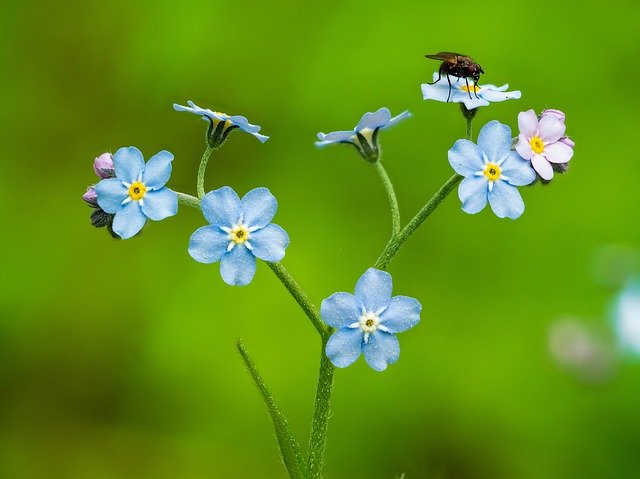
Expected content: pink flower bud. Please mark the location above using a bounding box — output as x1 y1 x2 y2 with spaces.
82 186 98 207
93 153 115 179
541 109 566 123
560 136 575 148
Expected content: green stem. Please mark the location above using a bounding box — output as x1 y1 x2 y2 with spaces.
307 338 334 479
196 145 215 199
466 115 473 141
236 339 308 479
267 262 329 338
374 160 400 237
374 173 463 270
176 191 200 209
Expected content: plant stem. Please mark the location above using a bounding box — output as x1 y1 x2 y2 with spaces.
196 145 215 199
267 262 329 338
236 339 308 479
374 160 400 237
374 173 463 270
466 115 473 141
307 337 334 479
176 191 200 209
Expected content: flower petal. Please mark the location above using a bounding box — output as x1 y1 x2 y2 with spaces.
141 188 178 221
219 244 257 286
448 139 485 176
242 187 277 229
363 331 400 371
477 120 512 162
515 134 534 160
544 142 574 164
249 224 289 262
518 110 539 138
113 146 145 184
488 181 525 219
112 201 147 239
188 225 230 264
354 268 392 312
200 186 242 227
379 296 421 333
173 101 224 122
478 87 521 103
325 328 364 368
538 114 566 143
386 110 411 128
142 150 174 189
458 176 488 215
356 107 391 131
320 292 363 329
500 151 536 186
95 178 128 214
532 155 554 180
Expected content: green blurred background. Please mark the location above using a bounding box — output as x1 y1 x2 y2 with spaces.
2 0 640 477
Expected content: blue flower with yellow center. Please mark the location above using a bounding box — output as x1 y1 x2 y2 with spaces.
321 268 421 371
188 186 290 286
448 120 536 219
421 72 521 109
316 107 410 162
94 147 178 239
173 100 269 146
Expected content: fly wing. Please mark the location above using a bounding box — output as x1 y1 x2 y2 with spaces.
424 52 463 61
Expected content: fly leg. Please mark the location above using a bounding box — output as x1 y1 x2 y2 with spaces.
464 77 472 100
446 73 452 102
428 68 442 85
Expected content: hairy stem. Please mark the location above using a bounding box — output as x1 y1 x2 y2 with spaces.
374 160 401 237
176 191 200 209
196 145 215 199
267 262 329 338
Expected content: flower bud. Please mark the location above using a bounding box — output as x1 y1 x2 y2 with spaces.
560 136 575 148
93 153 115 179
541 109 566 123
82 187 98 207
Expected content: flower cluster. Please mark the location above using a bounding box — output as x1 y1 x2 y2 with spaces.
83 153 119 238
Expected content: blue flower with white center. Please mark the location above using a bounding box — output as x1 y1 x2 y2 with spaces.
421 72 521 109
448 120 536 219
94 147 178 239
173 100 269 147
316 107 410 162
188 186 289 286
321 268 421 372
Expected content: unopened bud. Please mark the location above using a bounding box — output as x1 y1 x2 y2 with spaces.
93 153 115 179
82 187 98 207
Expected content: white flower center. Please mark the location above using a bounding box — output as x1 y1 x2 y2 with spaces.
229 223 250 244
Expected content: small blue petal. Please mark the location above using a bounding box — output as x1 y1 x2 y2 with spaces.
386 110 411 128
242 187 277 229
249 224 289 262
458 176 488 215
173 101 225 122
379 296 422 333
112 201 147 239
448 139 484 176
315 130 355 146
362 331 400 371
228 115 260 133
113 146 145 184
477 121 512 162
142 150 174 189
354 268 393 312
219 244 257 286
141 188 178 221
325 328 364 368
355 107 392 131
95 178 128 214
320 292 363 329
501 151 537 186
201 186 242 227
188 225 230 264
488 181 525 219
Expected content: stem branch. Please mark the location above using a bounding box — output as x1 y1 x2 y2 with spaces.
374 160 400 237
196 145 215 199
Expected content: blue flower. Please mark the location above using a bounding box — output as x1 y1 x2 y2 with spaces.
188 186 289 286
173 100 269 146
316 107 410 162
613 282 640 356
448 120 536 219
421 72 521 109
321 268 421 371
94 147 178 239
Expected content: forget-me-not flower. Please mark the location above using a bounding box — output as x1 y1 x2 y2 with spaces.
421 72 521 109
316 107 410 162
448 120 536 219
173 100 269 147
94 147 178 239
515 109 574 181
321 268 421 372
613 282 640 356
188 186 289 286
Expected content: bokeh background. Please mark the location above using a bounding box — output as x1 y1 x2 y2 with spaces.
2 1 640 478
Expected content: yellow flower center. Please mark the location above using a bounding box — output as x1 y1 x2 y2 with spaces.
530 136 545 154
483 163 501 181
461 84 480 93
128 181 147 201
230 224 250 244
